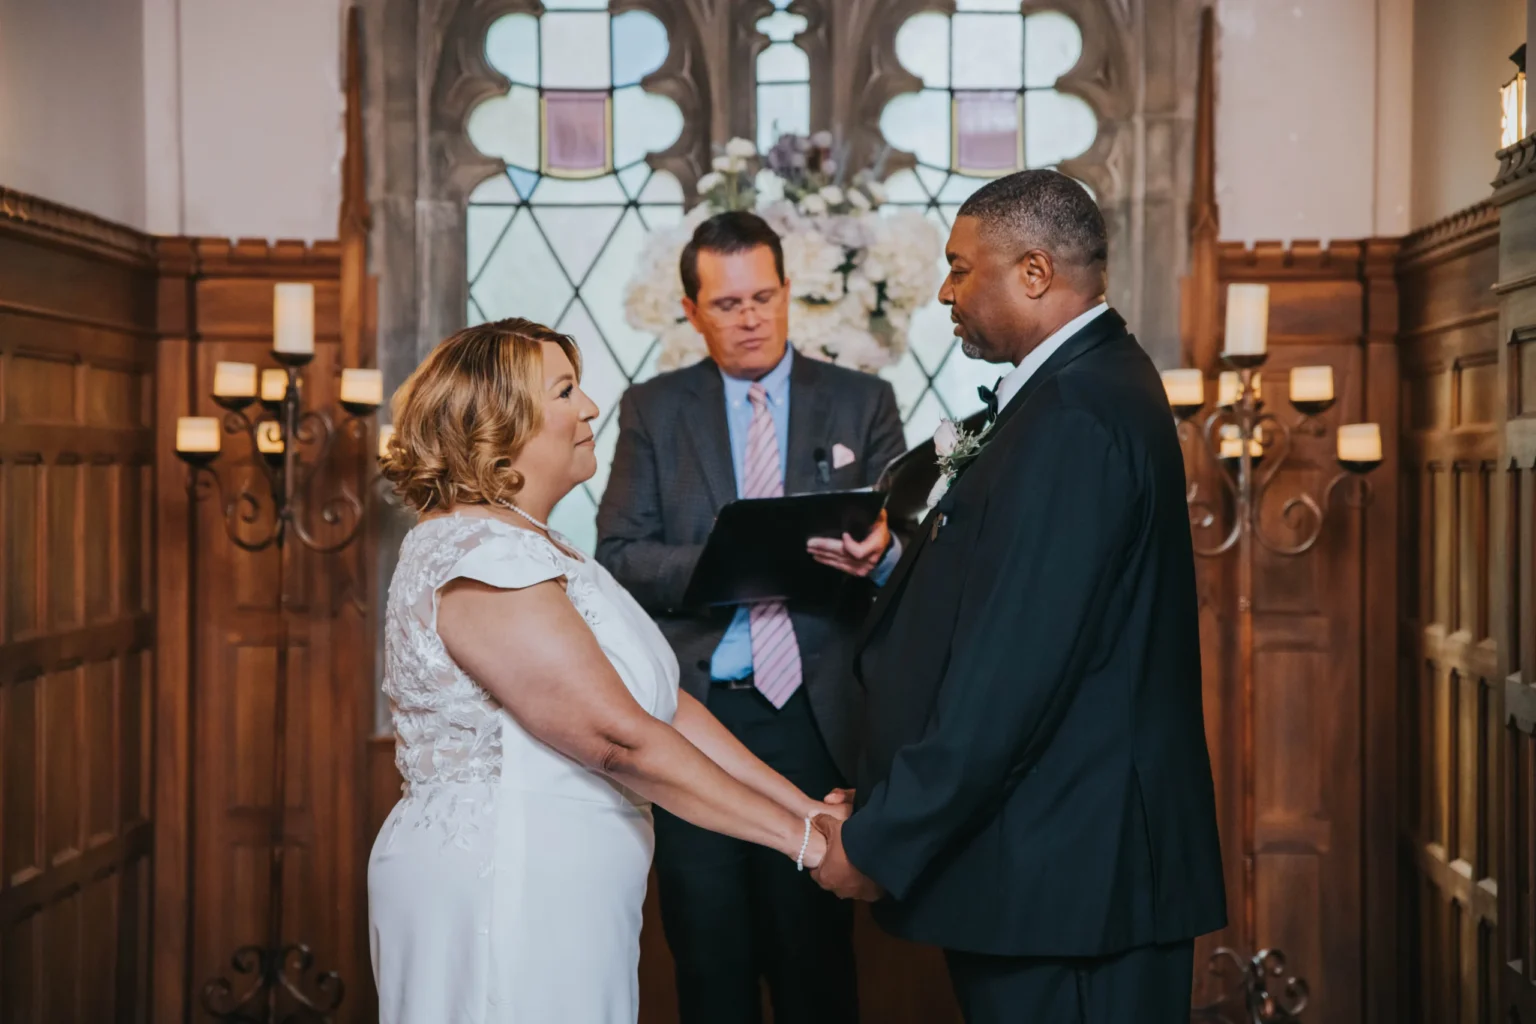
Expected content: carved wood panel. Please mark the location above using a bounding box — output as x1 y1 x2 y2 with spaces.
1495 140 1536 1024
1396 202 1502 1024
0 199 158 1024
1190 241 1400 1024
154 239 374 1024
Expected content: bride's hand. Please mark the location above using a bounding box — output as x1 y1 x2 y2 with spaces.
799 818 830 870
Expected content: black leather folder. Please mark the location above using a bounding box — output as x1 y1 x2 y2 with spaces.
681 490 888 607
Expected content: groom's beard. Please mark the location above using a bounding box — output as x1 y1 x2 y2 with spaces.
961 339 984 360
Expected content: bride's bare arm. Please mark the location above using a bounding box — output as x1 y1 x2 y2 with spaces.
437 577 828 865
670 692 849 822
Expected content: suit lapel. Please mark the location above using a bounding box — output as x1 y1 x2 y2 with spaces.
852 309 1130 662
682 361 737 510
784 352 832 494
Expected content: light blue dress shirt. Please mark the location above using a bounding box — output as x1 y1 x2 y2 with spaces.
709 347 902 682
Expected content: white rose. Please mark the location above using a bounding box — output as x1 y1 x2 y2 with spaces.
811 130 834 149
933 419 960 457
799 193 828 217
848 189 872 211
819 185 845 206
755 169 786 204
696 171 724 193
712 154 745 174
725 137 757 159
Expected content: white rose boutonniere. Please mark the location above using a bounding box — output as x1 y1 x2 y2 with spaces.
927 417 992 506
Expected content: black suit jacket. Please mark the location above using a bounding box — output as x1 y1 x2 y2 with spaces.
595 353 909 779
840 310 1227 957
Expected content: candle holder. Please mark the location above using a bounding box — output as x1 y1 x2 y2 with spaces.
1174 350 1380 954
176 349 384 1024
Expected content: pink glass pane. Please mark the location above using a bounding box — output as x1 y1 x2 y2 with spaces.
545 91 609 174
954 91 1019 173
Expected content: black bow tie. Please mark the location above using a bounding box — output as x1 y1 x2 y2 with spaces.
977 379 1002 425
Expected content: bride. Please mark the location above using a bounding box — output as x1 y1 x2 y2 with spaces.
369 318 843 1023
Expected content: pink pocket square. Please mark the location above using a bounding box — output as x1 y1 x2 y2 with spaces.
831 443 856 469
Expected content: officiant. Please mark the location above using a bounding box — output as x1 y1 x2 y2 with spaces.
596 211 909 1023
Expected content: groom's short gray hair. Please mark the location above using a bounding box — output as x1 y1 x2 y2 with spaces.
958 170 1107 285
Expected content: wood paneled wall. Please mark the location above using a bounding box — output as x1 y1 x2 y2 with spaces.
1190 240 1400 1024
0 192 158 1022
1395 201 1502 1024
153 238 374 1023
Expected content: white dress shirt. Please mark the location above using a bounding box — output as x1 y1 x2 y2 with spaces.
994 302 1109 412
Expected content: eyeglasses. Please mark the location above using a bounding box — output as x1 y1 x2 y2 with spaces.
704 285 785 323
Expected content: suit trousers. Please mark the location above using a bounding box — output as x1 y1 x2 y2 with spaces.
653 685 859 1024
945 940 1194 1024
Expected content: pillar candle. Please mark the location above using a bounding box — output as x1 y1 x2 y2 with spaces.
340 368 384 406
273 283 316 355
213 361 258 398
1222 283 1269 357
1337 423 1382 462
1161 369 1204 407
176 417 221 453
1217 371 1260 407
261 369 288 403
1290 365 1334 403
256 421 284 455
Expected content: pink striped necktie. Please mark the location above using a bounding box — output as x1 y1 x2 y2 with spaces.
743 383 802 708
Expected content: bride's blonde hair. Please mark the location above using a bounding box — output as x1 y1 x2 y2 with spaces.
381 318 582 514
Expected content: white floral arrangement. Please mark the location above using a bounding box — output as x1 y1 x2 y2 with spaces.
623 133 944 373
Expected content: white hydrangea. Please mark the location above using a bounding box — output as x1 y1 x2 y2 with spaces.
819 185 845 206
799 193 828 217
725 137 757 159
696 171 724 194
655 321 709 372
782 230 846 303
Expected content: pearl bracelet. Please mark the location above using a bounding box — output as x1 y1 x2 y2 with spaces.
795 816 814 872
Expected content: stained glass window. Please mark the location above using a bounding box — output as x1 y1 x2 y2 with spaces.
877 3 1098 445
466 5 684 552
755 1 810 152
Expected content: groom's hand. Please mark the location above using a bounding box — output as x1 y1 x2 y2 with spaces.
806 510 890 578
809 816 884 901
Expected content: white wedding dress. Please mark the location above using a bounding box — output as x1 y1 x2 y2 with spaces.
369 513 680 1023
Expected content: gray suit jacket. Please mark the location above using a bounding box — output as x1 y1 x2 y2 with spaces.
595 353 909 779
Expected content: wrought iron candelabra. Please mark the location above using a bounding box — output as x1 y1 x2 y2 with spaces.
174 285 382 1023
1165 284 1383 960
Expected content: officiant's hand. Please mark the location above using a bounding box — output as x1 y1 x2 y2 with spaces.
806 510 890 578
809 816 884 901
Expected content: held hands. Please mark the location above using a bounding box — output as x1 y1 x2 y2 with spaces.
808 815 884 901
806 510 891 578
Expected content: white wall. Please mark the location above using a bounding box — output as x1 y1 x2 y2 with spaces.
168 0 343 240
0 0 342 239
1410 0 1524 227
1215 0 1401 243
0 0 148 228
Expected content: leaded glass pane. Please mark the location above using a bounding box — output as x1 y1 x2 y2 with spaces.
485 13 538 84
951 13 1024 90
757 83 811 152
468 9 684 552
879 91 950 168
611 10 668 88
1024 90 1097 167
1023 11 1083 87
955 0 1022 9
540 12 610 88
895 12 950 89
954 91 1020 173
758 42 810 84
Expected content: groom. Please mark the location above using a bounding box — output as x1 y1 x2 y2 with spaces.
812 171 1227 1021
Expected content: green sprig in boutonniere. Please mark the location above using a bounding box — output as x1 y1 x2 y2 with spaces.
927 417 993 507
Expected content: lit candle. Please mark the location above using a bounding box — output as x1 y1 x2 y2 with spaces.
1290 365 1334 403
340 368 384 407
261 368 288 403
1223 283 1270 357
1337 423 1382 463
378 424 396 461
1217 371 1260 407
256 421 284 455
213 361 258 398
1219 435 1263 459
1161 369 1204 408
176 416 221 454
273 283 315 355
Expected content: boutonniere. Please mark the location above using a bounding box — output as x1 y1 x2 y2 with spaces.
926 417 993 506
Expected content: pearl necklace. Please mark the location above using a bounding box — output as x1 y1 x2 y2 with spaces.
497 499 550 534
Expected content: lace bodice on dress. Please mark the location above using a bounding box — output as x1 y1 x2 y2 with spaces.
382 515 604 789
